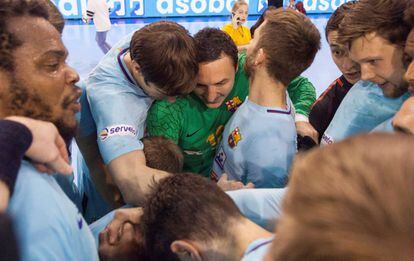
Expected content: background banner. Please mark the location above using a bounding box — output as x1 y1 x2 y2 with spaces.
52 0 355 19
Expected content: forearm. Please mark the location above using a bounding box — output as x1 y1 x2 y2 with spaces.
108 150 170 206
0 119 33 195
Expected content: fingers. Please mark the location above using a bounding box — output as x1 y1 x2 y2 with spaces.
33 163 53 174
56 134 70 164
230 181 244 190
46 156 73 175
244 182 255 189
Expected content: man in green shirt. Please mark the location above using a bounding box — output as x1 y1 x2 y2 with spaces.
147 28 316 177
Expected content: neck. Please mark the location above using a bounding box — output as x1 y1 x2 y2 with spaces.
231 217 273 259
248 69 287 108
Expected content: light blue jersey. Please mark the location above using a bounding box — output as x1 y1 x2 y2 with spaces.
242 237 274 261
227 188 286 231
212 98 296 188
75 151 113 223
84 32 153 164
322 81 409 145
371 117 394 133
8 162 98 261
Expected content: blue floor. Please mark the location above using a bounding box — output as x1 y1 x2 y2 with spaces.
62 14 339 96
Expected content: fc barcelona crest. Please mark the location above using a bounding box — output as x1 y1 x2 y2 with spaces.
225 96 242 112
228 127 242 148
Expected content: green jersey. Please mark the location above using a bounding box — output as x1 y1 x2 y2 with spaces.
147 53 316 177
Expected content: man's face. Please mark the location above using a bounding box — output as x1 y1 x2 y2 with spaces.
327 31 361 84
350 32 407 98
3 16 80 143
392 29 414 134
193 54 236 108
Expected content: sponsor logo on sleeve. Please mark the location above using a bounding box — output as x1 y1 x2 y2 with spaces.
100 125 137 141
321 133 334 146
215 146 227 170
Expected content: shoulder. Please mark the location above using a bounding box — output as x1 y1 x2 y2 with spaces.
222 23 234 32
147 98 189 127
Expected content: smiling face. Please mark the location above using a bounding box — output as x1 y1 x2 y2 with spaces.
193 54 236 108
350 32 408 98
327 30 361 84
3 16 80 142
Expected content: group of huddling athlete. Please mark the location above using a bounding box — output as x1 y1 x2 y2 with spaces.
1 0 414 260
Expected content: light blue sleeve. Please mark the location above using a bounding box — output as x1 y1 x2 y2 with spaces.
87 82 152 164
227 188 286 231
9 163 98 261
371 117 394 133
322 81 409 145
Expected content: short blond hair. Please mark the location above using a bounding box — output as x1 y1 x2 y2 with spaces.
232 0 248 12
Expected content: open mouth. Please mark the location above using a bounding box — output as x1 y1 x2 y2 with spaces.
344 71 360 80
65 90 82 113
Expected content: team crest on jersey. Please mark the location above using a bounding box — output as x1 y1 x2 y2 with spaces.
214 147 227 170
210 170 219 182
100 125 137 141
228 127 242 148
225 96 242 112
207 125 225 147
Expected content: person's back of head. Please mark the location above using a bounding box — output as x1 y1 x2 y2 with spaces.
269 133 414 260
141 173 243 261
253 9 320 86
338 0 410 48
250 6 277 37
142 136 183 173
194 27 238 69
130 21 198 97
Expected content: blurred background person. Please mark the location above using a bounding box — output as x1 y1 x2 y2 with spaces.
222 0 251 52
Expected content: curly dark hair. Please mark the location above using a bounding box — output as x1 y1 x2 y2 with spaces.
0 0 49 72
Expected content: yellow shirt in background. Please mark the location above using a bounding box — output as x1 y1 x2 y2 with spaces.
222 23 252 46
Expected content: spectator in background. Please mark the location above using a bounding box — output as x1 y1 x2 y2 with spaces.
84 0 112 54
287 0 307 15
309 1 359 142
222 0 251 52
268 0 283 8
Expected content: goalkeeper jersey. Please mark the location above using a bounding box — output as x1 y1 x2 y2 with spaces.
147 53 315 176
